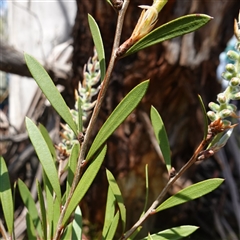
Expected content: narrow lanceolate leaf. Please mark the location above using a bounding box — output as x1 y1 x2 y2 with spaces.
26 117 61 203
125 14 213 56
63 145 107 225
24 53 77 135
26 213 37 240
104 211 120 240
88 14 106 81
106 169 126 232
37 181 47 240
62 223 73 240
72 206 82 240
0 157 14 235
141 225 199 240
150 106 171 171
87 80 149 161
142 164 149 215
156 178 224 212
18 179 43 239
39 123 57 161
102 186 116 239
66 143 80 200
198 95 208 140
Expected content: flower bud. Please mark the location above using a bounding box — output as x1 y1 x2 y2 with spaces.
219 109 232 119
230 77 240 86
231 92 240 100
207 111 217 121
208 102 220 112
222 71 233 81
217 94 226 104
227 50 239 61
225 63 236 73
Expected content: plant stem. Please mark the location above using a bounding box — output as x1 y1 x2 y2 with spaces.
53 1 130 239
120 139 207 239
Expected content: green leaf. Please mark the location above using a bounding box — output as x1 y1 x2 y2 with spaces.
37 181 47 240
42 173 54 239
61 223 73 240
24 53 77 135
105 0 113 7
18 179 43 239
66 143 80 200
104 211 120 240
0 156 14 235
128 227 143 240
77 97 83 132
150 106 171 171
142 164 149 215
198 95 208 140
141 225 199 240
156 178 224 212
72 206 82 240
62 145 107 225
25 117 61 203
39 124 57 161
102 186 116 239
87 80 149 161
125 14 212 56
106 169 126 232
26 213 37 240
88 14 106 81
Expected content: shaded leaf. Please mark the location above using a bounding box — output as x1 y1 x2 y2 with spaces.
66 143 80 200
72 206 82 240
102 186 116 239
0 156 14 234
125 14 212 56
104 211 120 240
150 106 171 171
88 14 106 81
62 223 73 240
87 80 149 161
141 225 199 240
26 117 61 203
156 178 224 212
142 164 149 215
106 169 126 232
63 145 107 225
26 213 37 240
24 53 77 135
18 179 43 239
37 181 47 240
198 95 208 140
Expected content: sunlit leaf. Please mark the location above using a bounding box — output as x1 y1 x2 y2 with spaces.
141 225 199 240
156 178 224 212
26 117 61 203
24 53 77 135
125 14 212 56
106 169 126 232
18 179 43 239
88 14 106 81
150 106 171 171
87 80 149 161
0 156 14 234
63 145 107 225
62 223 73 239
39 123 57 161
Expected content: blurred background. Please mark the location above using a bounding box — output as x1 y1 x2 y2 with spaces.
0 0 239 239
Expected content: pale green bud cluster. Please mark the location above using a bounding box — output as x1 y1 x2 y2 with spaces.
57 49 101 156
207 38 240 126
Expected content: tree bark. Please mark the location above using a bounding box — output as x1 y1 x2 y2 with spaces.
72 0 239 238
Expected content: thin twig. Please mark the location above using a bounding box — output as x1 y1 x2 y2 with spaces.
53 1 130 239
120 139 206 239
